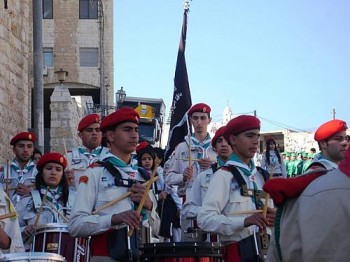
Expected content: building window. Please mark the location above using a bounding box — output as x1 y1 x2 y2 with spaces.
80 48 98 67
43 48 53 67
79 0 98 19
42 0 53 19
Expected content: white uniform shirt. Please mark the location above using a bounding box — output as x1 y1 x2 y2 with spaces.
0 189 25 256
197 160 269 243
165 135 217 196
0 160 37 206
68 155 160 238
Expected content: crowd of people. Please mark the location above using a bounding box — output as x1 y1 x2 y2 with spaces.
0 104 349 262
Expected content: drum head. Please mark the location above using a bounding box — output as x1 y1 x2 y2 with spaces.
35 223 68 234
1 252 65 261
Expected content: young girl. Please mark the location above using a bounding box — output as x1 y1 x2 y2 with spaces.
261 138 287 177
17 152 75 248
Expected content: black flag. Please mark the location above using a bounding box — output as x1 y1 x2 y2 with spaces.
164 8 192 162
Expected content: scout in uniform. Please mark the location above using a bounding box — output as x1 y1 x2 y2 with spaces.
308 119 348 171
165 103 217 241
0 132 38 207
181 126 233 242
66 114 107 189
197 115 276 261
16 153 73 250
0 187 25 255
260 138 287 178
68 108 160 262
264 144 350 262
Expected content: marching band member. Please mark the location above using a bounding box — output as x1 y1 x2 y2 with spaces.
17 152 73 250
181 125 232 241
68 108 160 262
264 143 350 261
66 113 107 190
165 103 217 241
197 115 276 261
307 119 348 171
0 132 38 207
0 187 25 255
165 103 217 197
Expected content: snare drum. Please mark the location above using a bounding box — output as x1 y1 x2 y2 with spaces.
140 242 223 262
32 223 89 262
0 252 65 261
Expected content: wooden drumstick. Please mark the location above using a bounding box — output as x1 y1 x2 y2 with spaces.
92 177 159 215
34 187 49 227
227 210 263 216
128 166 158 237
262 169 274 218
0 212 17 221
5 160 10 195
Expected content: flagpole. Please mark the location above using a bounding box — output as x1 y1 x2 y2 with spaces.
164 1 193 161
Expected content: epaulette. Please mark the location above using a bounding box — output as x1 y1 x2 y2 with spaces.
263 169 328 206
0 166 3 172
220 166 231 172
88 162 101 168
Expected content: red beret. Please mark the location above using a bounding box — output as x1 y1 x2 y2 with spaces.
188 103 211 116
78 114 100 132
314 119 347 142
136 141 150 153
211 126 226 147
10 132 36 146
224 115 260 139
37 152 67 170
100 108 140 132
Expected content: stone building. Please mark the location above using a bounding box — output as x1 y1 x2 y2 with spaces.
0 2 31 162
0 1 114 160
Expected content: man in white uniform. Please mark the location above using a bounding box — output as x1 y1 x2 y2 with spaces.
68 108 160 262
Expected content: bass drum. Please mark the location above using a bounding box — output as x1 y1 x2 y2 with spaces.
0 252 65 261
32 223 89 262
140 242 223 262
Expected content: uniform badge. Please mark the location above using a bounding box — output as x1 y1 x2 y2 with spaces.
79 175 89 184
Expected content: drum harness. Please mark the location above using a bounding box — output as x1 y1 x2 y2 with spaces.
95 160 154 261
224 165 270 261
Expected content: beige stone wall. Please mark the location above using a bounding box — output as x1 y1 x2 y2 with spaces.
42 0 114 104
0 2 31 162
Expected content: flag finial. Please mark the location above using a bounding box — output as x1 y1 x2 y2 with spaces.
184 0 190 11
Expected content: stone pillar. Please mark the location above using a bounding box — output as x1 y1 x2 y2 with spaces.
50 85 80 153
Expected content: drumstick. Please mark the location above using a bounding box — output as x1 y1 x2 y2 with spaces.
128 166 159 237
0 212 17 221
63 139 70 170
227 210 263 216
176 158 200 161
92 177 159 215
5 160 10 195
262 169 274 218
45 201 69 223
34 187 49 227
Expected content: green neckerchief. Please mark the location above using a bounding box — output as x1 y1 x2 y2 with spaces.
11 159 35 181
217 156 226 167
275 205 284 261
39 185 63 222
225 153 263 208
78 146 103 158
186 133 212 159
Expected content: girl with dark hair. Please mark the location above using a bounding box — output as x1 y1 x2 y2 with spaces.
16 152 75 249
261 138 287 177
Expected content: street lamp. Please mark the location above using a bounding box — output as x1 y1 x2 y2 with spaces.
54 68 68 84
116 86 126 109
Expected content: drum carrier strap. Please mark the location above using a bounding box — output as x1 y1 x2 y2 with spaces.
97 161 143 188
225 165 269 209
